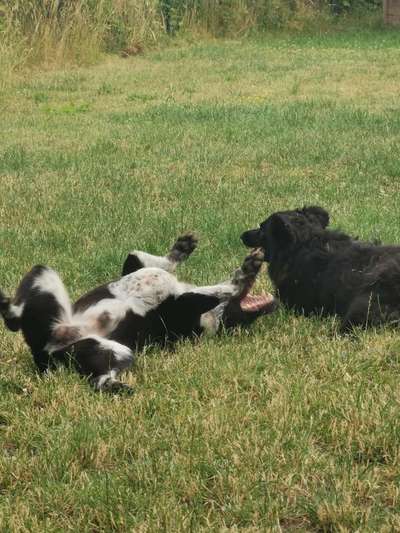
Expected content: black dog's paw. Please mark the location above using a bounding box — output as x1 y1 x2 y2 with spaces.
169 233 198 263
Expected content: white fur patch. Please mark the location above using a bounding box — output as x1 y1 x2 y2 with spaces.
189 282 238 300
94 369 118 390
199 311 218 334
33 268 72 322
110 268 239 316
88 335 134 363
130 251 175 272
72 298 129 337
109 268 183 314
8 302 25 318
200 302 227 334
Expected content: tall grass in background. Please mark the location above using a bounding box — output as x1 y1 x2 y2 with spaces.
0 0 163 72
0 0 382 73
171 0 329 36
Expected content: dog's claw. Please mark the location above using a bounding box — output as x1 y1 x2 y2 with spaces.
168 233 198 263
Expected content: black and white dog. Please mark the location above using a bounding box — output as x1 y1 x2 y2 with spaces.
0 234 276 392
241 206 400 332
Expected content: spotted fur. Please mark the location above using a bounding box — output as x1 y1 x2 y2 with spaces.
1 235 274 392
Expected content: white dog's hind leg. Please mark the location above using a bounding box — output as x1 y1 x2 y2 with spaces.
200 302 228 335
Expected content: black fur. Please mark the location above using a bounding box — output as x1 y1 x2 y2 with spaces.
121 254 145 277
105 294 220 350
242 206 400 331
73 284 115 313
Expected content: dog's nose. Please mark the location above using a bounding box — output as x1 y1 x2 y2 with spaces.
240 233 249 246
241 229 260 248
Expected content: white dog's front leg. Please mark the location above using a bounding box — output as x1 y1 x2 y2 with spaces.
189 249 264 301
197 249 265 335
122 233 198 276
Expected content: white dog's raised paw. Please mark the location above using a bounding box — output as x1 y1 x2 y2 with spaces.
241 248 264 276
169 232 198 263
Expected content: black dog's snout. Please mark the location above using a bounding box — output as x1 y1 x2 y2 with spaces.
241 229 262 248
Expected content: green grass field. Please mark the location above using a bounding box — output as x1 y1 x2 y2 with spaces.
1 28 400 531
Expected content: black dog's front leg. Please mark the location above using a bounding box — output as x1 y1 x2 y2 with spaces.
340 292 398 332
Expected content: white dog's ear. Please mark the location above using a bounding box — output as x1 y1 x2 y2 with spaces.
302 206 330 228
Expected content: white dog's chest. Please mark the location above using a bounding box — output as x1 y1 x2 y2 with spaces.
62 269 193 342
108 268 186 315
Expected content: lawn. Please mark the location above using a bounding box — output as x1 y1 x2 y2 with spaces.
1 28 400 531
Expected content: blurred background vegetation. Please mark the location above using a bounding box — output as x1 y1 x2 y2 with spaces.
0 0 383 71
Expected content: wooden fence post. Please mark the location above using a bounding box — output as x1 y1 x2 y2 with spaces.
384 0 400 24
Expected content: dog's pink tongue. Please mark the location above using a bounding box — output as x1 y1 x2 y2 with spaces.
240 293 274 312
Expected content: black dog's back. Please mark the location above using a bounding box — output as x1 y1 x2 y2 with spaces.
242 206 400 331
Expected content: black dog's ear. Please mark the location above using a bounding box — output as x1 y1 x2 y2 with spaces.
270 214 296 245
302 206 330 228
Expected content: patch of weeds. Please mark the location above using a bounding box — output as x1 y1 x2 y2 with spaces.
0 379 26 395
0 413 9 426
43 101 91 115
126 93 156 102
19 73 86 93
0 145 29 172
290 78 301 96
32 92 49 104
97 82 115 96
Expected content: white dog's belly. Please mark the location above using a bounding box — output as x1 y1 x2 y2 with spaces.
108 268 185 314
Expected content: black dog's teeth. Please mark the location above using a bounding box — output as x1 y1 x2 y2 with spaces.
169 233 198 262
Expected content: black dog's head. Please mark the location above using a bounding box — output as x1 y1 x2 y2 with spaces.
241 206 330 262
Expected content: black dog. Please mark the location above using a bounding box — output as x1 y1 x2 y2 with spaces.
241 206 400 332
0 234 276 392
